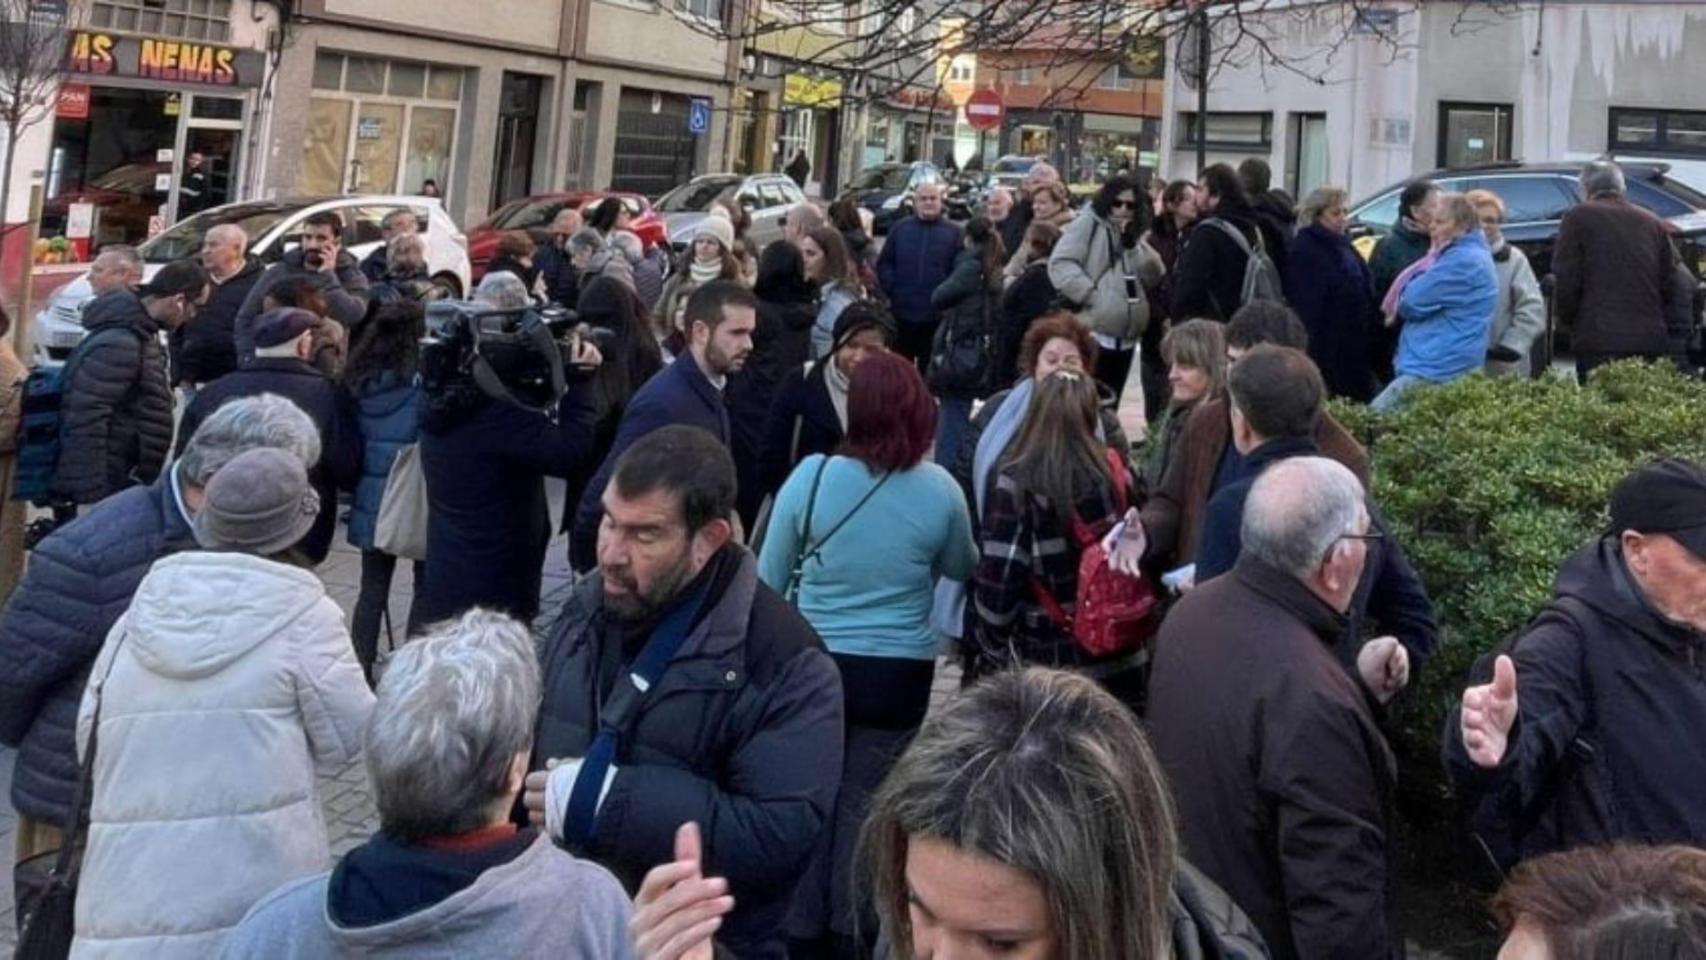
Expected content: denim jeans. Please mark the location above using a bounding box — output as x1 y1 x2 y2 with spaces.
1370 374 1430 413
934 396 973 468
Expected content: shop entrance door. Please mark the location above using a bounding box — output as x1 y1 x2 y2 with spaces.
175 94 246 222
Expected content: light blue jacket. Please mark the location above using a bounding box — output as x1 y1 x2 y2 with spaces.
758 454 977 660
1396 230 1498 383
809 282 859 359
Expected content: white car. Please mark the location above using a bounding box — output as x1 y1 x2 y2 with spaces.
32 195 471 366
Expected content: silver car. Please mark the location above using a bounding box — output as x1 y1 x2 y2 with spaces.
658 173 807 252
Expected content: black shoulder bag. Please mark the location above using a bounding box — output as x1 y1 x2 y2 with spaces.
784 456 891 604
14 632 127 960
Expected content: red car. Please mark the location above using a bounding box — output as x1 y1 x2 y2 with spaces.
467 191 666 280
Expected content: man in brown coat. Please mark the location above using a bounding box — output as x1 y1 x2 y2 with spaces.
1136 302 1369 577
1554 161 1685 382
1149 456 1407 960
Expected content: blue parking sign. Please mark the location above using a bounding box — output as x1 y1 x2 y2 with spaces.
688 98 712 136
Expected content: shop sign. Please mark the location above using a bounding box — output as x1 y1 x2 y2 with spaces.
357 117 384 140
784 73 842 109
65 30 265 88
55 82 89 119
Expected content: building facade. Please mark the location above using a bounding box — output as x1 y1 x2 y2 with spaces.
274 0 737 227
1160 1 1706 201
964 28 1163 183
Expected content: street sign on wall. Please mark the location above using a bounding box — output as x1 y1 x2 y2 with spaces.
688 98 711 136
965 88 1004 132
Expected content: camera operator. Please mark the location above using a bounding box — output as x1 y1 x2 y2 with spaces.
234 210 371 366
410 300 605 630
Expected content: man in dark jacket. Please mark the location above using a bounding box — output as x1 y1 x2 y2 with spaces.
1368 180 1439 382
176 307 362 564
1171 164 1265 321
1150 455 1403 960
536 209 585 308
997 161 1061 258
570 281 758 571
525 426 842 960
876 179 962 367
176 223 262 390
358 208 420 284
1137 302 1369 571
51 259 205 508
1447 458 1706 869
1239 157 1296 281
1192 345 1438 673
235 210 370 363
0 396 320 860
1554 161 1683 381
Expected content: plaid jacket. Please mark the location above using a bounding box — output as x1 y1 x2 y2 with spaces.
971 463 1128 674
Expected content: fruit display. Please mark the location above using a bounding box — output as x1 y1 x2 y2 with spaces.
32 235 81 265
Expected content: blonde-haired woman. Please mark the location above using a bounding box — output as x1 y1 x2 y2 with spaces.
1465 189 1545 377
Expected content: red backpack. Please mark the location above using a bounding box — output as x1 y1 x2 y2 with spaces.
1031 448 1161 658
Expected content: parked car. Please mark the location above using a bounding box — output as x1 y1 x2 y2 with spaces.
657 173 806 253
31 195 471 366
466 191 666 280
1350 160 1706 280
847 161 943 234
982 154 1046 201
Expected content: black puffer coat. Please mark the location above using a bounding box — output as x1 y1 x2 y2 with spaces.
50 291 175 504
0 478 195 823
535 546 842 960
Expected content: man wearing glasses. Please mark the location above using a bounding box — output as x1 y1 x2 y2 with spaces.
1187 344 1436 679
1149 452 1405 960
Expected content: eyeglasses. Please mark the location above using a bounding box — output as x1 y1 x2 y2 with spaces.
1111 199 1140 210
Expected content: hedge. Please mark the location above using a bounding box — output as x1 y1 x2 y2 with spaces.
1332 361 1706 790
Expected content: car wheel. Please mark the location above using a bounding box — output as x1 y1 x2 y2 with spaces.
432 273 463 299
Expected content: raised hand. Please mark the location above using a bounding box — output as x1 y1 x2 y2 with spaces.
1103 508 1147 578
631 822 735 960
1460 655 1519 768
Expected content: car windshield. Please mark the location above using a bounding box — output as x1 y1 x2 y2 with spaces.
657 178 740 213
850 167 911 191
140 202 307 263
491 197 577 230
1626 175 1706 218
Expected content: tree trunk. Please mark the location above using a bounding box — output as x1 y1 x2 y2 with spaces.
0 118 18 322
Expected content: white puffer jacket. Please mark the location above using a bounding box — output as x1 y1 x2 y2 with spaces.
71 551 374 960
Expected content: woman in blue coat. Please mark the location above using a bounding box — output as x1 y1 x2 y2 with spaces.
1286 187 1379 402
1373 193 1499 411
341 300 426 683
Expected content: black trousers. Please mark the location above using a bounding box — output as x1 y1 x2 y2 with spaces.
1095 345 1135 402
895 320 939 373
1139 318 1170 423
352 549 425 684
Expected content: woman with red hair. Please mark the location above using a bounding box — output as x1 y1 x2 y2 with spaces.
757 349 977 958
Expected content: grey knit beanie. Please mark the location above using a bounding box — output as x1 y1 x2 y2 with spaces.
191 447 319 555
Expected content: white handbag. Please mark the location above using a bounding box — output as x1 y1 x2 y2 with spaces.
373 443 428 561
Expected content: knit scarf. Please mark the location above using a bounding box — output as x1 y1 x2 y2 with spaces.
690 258 722 284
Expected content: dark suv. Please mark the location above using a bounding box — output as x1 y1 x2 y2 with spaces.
1350 161 1706 363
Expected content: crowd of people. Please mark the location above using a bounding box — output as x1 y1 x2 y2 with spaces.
0 156 1701 960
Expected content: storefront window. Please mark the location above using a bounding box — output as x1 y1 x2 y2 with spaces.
1080 130 1138 181
405 107 455 196
1018 126 1053 157
304 98 353 194
42 86 180 255
303 54 465 198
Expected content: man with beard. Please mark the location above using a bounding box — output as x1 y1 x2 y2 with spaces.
570 280 758 570
526 425 843 960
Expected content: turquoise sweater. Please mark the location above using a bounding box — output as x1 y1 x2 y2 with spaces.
758 454 977 660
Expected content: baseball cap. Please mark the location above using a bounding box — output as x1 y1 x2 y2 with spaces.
137 259 209 300
1609 457 1706 559
250 307 323 350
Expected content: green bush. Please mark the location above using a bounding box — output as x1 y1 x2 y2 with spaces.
1333 361 1706 785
